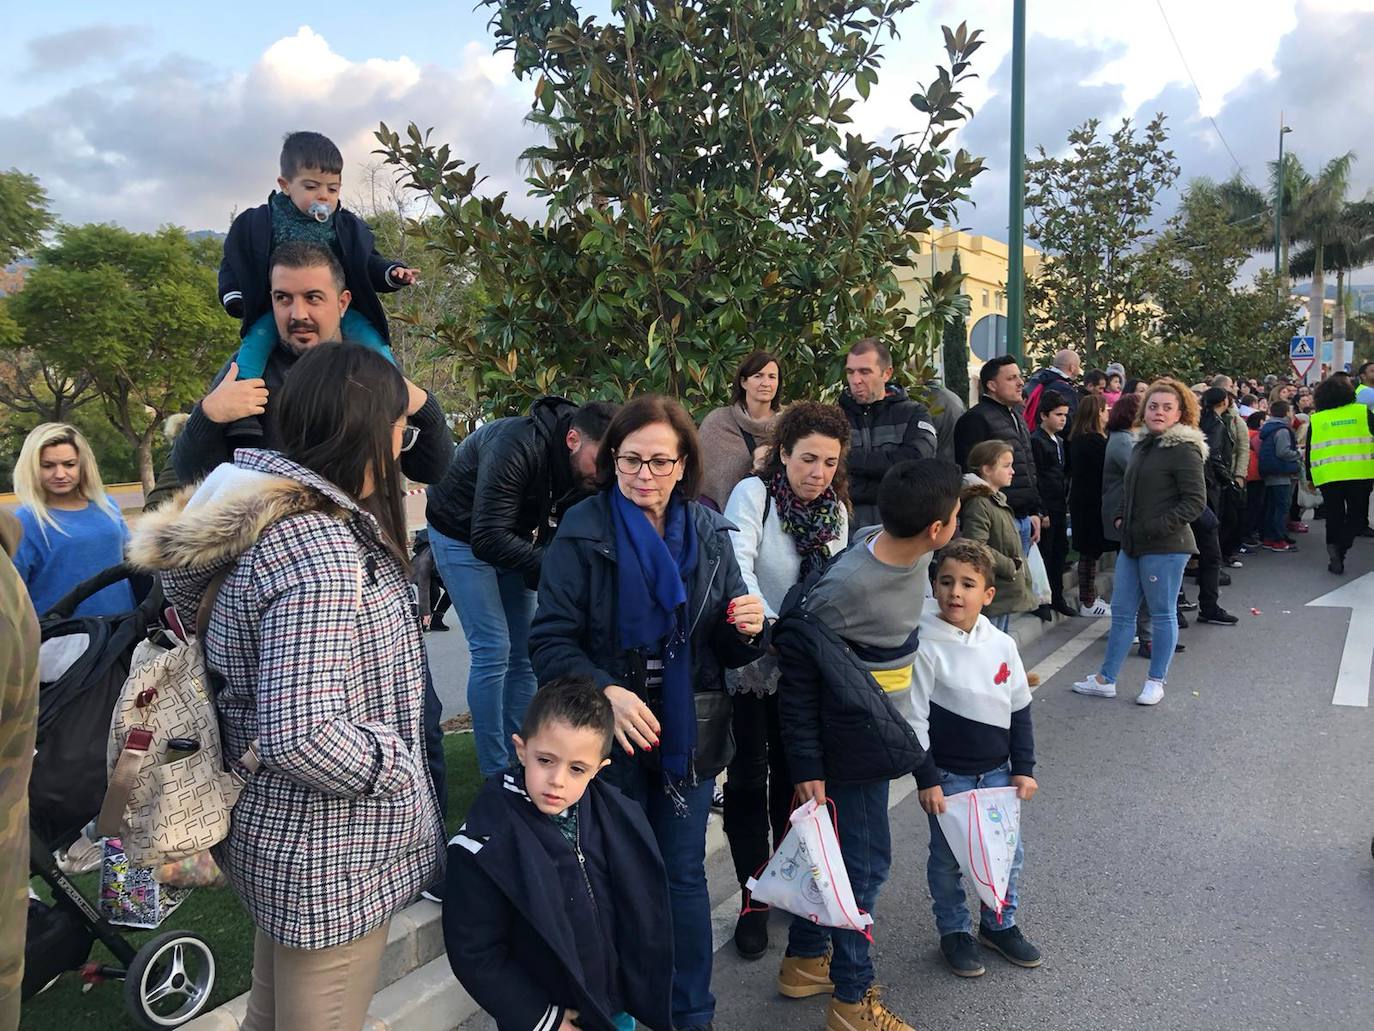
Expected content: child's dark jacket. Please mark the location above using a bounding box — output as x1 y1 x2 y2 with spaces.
217 195 402 344
444 770 673 1031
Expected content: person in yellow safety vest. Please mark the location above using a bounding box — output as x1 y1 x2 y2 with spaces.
1305 375 1374 575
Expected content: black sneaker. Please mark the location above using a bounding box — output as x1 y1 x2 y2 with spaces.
1197 608 1239 626
421 880 445 904
939 932 985 977
1178 596 1198 612
1176 611 1189 628
1137 641 1184 658
979 924 1042 968
733 903 769 960
1218 572 1232 587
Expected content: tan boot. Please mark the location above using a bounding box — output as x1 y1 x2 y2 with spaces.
777 952 835 998
1026 672 1042 688
825 986 916 1031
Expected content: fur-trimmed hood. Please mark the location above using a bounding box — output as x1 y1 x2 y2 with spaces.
1147 422 1208 459
128 450 358 626
960 472 1009 506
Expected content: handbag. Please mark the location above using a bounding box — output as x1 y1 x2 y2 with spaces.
642 690 735 780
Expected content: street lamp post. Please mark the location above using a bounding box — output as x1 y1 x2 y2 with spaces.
1006 0 1027 363
1275 115 1291 286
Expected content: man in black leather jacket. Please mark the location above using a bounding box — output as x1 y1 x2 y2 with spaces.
425 396 617 777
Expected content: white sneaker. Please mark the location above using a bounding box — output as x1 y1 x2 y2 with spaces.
55 833 103 875
1079 598 1111 618
1136 679 1165 706
1072 675 1117 698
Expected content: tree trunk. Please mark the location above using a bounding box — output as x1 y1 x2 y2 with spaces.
1333 267 1347 373
1307 243 1325 377
138 427 157 495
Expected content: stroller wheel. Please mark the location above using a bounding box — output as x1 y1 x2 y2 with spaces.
124 930 216 1029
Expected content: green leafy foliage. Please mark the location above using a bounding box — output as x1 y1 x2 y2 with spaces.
375 1 985 416
1024 114 1179 362
3 224 238 489
0 168 55 264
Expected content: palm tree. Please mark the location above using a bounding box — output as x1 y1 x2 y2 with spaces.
1210 152 1313 282
1290 198 1374 371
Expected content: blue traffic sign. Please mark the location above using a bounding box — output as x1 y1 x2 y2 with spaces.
1290 336 1316 359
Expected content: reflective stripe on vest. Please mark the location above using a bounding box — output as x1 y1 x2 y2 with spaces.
1308 403 1374 486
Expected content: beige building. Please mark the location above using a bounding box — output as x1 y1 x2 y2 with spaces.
897 228 1042 401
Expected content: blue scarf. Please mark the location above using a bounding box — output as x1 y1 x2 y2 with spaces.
611 487 698 782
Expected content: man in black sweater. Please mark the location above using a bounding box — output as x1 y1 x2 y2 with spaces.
954 355 1044 553
839 338 938 528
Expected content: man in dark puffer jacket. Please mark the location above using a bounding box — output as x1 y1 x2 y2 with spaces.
839 338 938 528
955 355 1044 551
426 397 617 777
774 459 961 1031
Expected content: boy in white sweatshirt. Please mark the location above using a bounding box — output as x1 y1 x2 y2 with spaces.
902 539 1042 979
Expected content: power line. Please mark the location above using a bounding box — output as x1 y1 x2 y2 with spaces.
1153 0 1260 191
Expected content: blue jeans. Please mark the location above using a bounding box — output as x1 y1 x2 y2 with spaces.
1015 515 1034 556
1262 483 1291 541
428 528 537 776
603 757 716 1028
990 613 1012 633
1101 551 1189 682
926 761 1024 935
787 780 891 1004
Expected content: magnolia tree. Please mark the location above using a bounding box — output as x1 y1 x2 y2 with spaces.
376 0 985 415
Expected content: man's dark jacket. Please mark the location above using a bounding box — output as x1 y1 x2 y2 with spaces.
838 384 938 526
217 196 402 344
773 580 925 787
1029 428 1068 514
444 771 673 1031
1026 367 1079 423
529 491 765 779
171 347 453 486
1199 408 1234 511
426 397 579 589
954 397 1043 518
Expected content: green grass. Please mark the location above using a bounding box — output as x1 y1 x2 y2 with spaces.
21 733 480 1031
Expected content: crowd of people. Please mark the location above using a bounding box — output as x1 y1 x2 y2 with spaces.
4 128 1374 1031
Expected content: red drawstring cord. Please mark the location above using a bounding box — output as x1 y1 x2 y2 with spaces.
966 790 1011 923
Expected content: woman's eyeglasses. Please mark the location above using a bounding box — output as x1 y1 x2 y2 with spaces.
400 425 420 452
613 453 683 477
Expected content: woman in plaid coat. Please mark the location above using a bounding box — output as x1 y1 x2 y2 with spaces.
130 344 444 1031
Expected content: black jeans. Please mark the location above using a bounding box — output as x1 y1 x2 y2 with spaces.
1245 482 1265 540
1218 484 1245 557
722 691 792 889
423 662 449 826
1192 517 1223 614
1044 509 1070 607
1320 479 1373 552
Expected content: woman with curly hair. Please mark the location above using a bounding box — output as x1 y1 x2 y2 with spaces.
720 401 851 959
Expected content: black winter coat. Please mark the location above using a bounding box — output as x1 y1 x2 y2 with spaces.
1067 433 1109 557
445 772 673 1031
171 349 453 487
1029 428 1068 513
773 583 926 787
426 397 580 589
954 398 1043 518
529 491 766 777
1199 409 1234 510
838 385 938 526
217 197 402 344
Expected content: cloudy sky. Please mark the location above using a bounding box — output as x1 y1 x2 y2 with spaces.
4 0 1373 279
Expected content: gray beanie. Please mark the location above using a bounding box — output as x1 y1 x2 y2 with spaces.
1105 362 1126 380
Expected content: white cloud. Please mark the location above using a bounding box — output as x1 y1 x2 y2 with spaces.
1 25 542 233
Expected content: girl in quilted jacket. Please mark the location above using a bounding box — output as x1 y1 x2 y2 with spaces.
128 343 444 1031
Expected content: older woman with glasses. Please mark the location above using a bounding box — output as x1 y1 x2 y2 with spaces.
530 394 766 1031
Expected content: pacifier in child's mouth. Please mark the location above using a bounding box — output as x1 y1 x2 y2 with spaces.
308 201 331 223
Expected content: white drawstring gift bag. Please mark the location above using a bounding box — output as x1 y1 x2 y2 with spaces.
934 786 1021 921
746 798 874 937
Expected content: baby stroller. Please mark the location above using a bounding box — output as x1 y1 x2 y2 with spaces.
25 563 219 1029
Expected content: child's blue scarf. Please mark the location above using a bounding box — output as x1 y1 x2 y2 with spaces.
611 487 698 782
